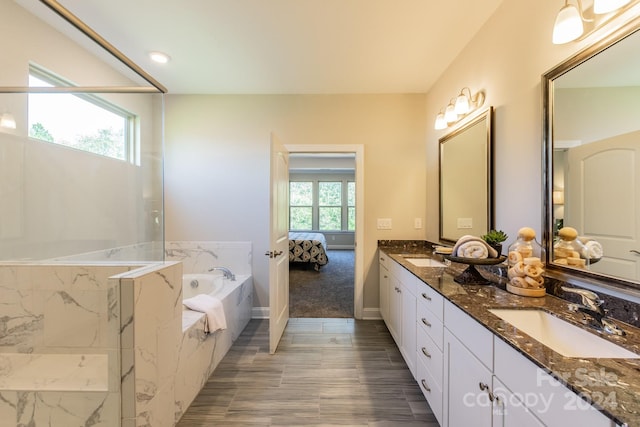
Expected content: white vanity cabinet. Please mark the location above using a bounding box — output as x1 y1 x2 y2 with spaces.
494 337 616 427
443 300 495 427
390 259 418 377
378 252 390 322
416 282 445 424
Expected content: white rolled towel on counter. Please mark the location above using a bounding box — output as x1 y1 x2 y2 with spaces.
453 235 499 259
183 294 227 333
578 237 604 259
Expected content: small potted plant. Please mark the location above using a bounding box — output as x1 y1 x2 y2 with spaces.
481 229 509 255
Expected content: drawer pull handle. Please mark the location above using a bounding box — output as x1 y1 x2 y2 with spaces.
421 318 431 327
421 347 431 358
421 379 431 392
421 292 432 301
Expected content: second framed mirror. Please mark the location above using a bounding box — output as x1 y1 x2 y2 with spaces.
439 107 493 243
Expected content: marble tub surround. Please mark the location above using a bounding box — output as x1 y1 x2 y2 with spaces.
0 263 139 427
165 241 252 276
379 241 640 425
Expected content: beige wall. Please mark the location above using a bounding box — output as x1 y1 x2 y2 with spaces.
164 94 427 311
425 0 637 246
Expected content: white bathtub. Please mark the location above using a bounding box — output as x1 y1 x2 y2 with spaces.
182 273 249 300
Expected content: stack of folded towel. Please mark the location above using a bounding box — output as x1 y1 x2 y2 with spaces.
452 235 499 259
183 294 227 333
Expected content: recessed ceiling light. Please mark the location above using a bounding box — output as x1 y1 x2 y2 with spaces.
149 51 170 64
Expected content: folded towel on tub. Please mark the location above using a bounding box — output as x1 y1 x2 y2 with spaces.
183 294 227 333
452 235 499 259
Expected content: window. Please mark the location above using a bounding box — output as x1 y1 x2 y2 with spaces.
289 177 355 231
28 66 135 162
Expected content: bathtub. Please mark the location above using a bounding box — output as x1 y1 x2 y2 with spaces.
182 273 250 301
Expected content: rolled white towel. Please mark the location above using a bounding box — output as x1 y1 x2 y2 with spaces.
452 235 499 259
183 294 227 333
578 237 604 259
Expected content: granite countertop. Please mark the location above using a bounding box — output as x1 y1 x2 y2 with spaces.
379 241 640 426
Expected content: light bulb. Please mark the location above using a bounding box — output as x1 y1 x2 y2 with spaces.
454 93 470 115
444 104 457 123
434 113 447 130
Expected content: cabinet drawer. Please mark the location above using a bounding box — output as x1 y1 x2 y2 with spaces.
378 250 390 270
417 356 443 426
417 327 443 388
416 282 444 321
444 301 493 370
417 301 444 351
494 337 613 426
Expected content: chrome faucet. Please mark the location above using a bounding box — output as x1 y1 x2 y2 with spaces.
208 266 236 281
562 286 625 336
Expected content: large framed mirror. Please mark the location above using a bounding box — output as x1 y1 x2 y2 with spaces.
543 16 640 289
439 107 493 243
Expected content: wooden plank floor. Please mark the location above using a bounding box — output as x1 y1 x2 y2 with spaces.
176 318 438 426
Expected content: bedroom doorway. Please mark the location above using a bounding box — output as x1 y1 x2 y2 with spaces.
284 145 364 319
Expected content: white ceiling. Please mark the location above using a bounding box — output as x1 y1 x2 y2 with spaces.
53 0 505 94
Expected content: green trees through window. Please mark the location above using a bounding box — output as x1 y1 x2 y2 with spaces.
290 178 355 231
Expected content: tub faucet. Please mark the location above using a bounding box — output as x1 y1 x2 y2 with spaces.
562 286 625 336
209 266 235 281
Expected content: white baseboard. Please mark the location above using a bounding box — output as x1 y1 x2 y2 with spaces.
361 307 382 320
252 307 269 319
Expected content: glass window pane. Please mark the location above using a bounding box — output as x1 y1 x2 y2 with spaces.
348 207 356 231
28 74 131 161
348 181 355 206
290 182 313 206
319 182 341 206
319 207 341 230
290 207 312 229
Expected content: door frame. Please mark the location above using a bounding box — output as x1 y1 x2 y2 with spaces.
285 144 365 319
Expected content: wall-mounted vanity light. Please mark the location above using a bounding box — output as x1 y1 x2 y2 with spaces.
434 87 485 130
0 112 16 129
552 0 633 44
553 190 565 205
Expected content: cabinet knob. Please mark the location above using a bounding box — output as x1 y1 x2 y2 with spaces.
421 318 431 327
421 292 432 301
421 379 431 393
421 347 431 358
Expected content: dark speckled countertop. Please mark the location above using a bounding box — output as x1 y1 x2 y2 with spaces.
379 240 640 426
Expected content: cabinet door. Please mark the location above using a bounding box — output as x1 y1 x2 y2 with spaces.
492 376 544 427
388 275 402 344
445 330 493 427
401 280 417 378
379 262 389 322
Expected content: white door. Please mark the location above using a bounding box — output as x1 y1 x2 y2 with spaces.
566 132 640 280
268 133 290 354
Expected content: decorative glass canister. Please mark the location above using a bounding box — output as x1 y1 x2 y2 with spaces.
507 227 546 297
553 226 589 269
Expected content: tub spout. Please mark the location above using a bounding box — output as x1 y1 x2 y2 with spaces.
208 266 235 281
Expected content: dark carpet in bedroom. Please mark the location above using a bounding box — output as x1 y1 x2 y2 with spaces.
289 249 354 318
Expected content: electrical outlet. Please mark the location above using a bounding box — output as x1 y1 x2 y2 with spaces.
377 218 392 230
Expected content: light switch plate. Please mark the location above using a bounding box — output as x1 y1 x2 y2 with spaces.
457 218 473 229
377 218 392 230
414 218 422 229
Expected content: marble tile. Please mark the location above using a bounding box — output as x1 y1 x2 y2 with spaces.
0 391 17 427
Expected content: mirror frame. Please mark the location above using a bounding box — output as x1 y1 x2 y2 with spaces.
542 16 640 290
439 107 494 243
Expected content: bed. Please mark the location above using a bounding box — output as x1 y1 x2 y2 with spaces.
289 231 330 271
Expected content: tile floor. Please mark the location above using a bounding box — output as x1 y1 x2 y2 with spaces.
176 318 438 426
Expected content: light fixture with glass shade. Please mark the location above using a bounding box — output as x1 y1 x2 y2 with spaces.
552 0 635 44
594 0 631 14
434 87 486 130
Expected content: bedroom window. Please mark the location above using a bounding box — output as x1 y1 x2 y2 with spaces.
290 181 313 230
27 66 135 162
289 178 355 231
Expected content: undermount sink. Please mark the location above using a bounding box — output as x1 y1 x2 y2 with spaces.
489 309 639 359
403 258 446 268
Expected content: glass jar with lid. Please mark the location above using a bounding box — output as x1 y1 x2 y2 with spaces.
507 227 546 297
553 226 589 269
